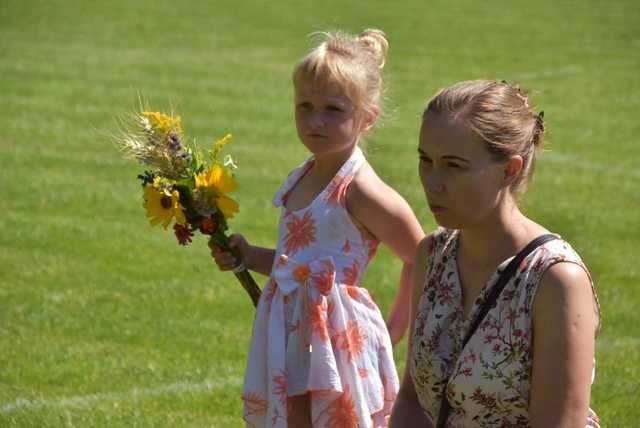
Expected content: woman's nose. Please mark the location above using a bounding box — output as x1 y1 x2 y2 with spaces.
425 171 445 193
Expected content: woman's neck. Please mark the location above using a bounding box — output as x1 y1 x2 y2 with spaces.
458 197 542 266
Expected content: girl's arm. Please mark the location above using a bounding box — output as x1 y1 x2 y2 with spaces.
347 166 425 344
389 237 434 427
529 262 598 428
386 263 413 344
209 234 275 277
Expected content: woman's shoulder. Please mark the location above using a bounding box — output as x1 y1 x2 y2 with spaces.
425 227 456 252
530 236 601 332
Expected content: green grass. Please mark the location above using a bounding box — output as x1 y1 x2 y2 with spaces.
1 0 638 426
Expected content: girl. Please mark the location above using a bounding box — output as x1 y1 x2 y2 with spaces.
211 30 424 427
390 80 601 427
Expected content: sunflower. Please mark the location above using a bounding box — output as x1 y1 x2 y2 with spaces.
143 183 187 229
194 164 239 219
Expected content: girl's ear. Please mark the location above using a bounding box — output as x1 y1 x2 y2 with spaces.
503 155 524 184
360 106 379 133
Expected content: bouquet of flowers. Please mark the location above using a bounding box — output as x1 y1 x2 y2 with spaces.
115 109 261 307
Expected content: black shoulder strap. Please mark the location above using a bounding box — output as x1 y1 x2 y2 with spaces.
460 233 558 349
435 233 558 428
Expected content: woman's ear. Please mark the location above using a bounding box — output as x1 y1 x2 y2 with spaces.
504 155 524 184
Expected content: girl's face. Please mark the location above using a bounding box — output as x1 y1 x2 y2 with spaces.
294 81 375 158
418 113 509 229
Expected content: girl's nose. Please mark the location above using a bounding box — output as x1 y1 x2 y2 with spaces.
309 111 324 128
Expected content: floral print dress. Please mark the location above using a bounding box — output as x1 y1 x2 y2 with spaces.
410 228 601 427
242 147 399 428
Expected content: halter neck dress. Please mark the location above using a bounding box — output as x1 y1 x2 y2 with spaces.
410 228 601 427
242 147 399 428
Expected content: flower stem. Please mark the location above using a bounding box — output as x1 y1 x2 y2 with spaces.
211 235 261 308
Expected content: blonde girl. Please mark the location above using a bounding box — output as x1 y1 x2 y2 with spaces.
211 29 424 427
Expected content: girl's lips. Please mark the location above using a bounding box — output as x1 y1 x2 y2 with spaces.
428 203 447 213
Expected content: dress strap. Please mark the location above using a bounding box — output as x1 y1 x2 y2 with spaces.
272 147 366 208
272 156 315 207
322 147 366 207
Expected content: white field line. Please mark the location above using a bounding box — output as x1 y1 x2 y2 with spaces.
1 377 242 413
538 151 640 181
512 59 639 81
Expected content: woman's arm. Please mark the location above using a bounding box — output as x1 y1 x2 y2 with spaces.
346 165 425 344
529 262 598 428
389 237 434 427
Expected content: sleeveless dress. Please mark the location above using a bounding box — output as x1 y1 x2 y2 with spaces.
242 147 399 428
410 228 601 427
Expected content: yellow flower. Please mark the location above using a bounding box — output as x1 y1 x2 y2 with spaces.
143 184 187 229
195 164 238 193
214 133 232 152
194 164 240 218
216 194 240 219
142 111 182 134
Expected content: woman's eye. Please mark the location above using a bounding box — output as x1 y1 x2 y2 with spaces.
448 162 461 169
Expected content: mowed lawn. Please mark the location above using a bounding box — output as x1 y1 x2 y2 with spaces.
1 0 638 426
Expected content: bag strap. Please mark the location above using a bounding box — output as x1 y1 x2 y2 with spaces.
435 234 558 428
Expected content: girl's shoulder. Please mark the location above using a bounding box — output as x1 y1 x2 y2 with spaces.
346 161 407 211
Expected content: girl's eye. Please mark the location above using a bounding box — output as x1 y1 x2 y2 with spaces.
297 102 312 110
327 105 344 112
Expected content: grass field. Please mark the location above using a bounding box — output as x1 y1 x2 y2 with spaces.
1 0 638 426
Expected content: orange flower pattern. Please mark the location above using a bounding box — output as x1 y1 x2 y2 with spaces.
283 211 316 255
342 260 360 286
325 385 359 428
243 147 399 427
273 370 288 405
335 320 367 363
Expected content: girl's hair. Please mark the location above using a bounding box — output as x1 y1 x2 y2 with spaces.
423 80 545 193
292 29 389 116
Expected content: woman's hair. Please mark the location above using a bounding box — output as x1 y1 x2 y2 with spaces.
292 29 389 116
423 80 545 193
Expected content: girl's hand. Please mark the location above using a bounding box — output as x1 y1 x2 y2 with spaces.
208 233 252 271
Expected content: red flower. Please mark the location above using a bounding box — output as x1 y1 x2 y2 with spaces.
199 217 219 234
173 223 193 245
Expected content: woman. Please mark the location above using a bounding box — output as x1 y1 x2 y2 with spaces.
390 80 601 427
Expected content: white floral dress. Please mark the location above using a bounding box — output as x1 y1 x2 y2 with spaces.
411 228 601 427
242 147 399 428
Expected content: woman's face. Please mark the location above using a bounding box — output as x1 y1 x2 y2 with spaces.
418 113 509 229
